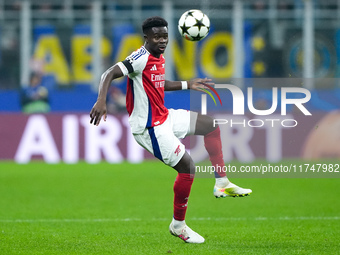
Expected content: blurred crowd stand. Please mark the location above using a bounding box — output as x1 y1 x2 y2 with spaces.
21 72 50 114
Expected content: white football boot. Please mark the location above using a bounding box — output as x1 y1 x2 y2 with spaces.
214 181 252 198
169 221 205 243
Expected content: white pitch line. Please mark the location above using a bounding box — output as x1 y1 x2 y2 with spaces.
0 218 142 223
0 216 339 223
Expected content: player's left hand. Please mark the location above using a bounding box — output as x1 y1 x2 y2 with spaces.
90 100 107 126
189 78 215 91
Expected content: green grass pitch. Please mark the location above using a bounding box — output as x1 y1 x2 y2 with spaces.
0 161 339 254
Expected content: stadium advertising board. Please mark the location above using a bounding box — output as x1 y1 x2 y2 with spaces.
31 23 248 86
0 112 337 164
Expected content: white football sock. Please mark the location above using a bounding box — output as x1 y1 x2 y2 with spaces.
215 176 229 188
172 218 186 229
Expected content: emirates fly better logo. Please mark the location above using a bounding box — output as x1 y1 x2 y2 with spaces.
199 84 312 128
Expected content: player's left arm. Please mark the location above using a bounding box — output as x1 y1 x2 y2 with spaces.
164 78 214 91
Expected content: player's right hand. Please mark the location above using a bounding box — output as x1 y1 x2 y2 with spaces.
90 100 107 126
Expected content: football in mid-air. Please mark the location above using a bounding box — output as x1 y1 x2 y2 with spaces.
178 9 210 41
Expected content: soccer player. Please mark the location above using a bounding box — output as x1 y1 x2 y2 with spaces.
90 16 252 244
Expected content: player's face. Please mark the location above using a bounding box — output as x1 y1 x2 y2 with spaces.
144 26 168 57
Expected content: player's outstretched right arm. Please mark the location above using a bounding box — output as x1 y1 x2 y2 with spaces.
90 64 124 126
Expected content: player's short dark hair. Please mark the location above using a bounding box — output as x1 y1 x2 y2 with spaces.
142 16 168 34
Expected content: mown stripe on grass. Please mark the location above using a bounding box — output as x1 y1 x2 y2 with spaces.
0 216 339 223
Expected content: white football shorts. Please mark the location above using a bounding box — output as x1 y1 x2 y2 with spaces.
133 109 198 167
